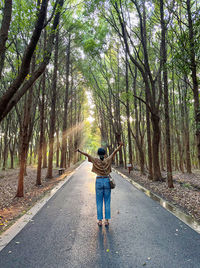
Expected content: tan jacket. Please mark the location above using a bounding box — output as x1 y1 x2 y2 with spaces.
88 153 115 176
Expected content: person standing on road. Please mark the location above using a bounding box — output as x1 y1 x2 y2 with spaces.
76 142 123 226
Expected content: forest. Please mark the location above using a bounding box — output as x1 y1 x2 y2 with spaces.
0 0 200 199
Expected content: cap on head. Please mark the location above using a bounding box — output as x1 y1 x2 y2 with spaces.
97 148 106 156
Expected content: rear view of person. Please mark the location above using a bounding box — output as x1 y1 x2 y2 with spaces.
77 142 123 226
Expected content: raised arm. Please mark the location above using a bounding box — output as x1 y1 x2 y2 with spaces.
76 149 90 158
109 142 123 159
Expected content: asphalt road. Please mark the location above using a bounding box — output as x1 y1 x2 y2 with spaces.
0 161 200 268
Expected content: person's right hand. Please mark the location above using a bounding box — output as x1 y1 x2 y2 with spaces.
119 142 124 146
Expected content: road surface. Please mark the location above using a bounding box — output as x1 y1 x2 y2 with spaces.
0 161 200 268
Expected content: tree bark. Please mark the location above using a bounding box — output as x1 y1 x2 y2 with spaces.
42 136 47 168
36 26 47 185
160 0 173 187
36 73 45 185
0 0 12 78
125 49 133 166
9 134 16 169
46 28 59 179
183 78 192 173
151 113 162 180
60 36 70 168
2 120 9 170
56 129 59 167
129 63 146 175
16 55 35 197
145 92 153 179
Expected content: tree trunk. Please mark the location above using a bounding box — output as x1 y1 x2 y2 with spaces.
160 0 173 188
146 95 153 179
36 24 46 184
160 137 165 171
36 72 45 185
116 132 123 166
43 136 47 168
177 133 184 173
56 129 59 167
16 53 35 197
29 143 32 165
60 36 70 168
0 0 12 78
151 113 162 181
2 133 8 170
46 28 59 179
183 78 192 173
138 146 145 174
16 98 30 197
10 150 14 169
68 86 73 166
9 136 16 169
125 49 133 166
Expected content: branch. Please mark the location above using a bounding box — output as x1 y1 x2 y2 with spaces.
43 0 59 28
0 0 64 121
0 0 49 118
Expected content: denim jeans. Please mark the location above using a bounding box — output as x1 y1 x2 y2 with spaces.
95 177 111 220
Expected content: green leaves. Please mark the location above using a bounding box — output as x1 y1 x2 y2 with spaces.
121 91 134 103
83 38 98 53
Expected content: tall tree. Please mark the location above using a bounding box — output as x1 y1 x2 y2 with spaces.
46 28 59 179
160 0 173 188
60 35 71 168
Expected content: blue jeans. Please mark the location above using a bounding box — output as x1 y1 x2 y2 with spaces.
95 177 111 220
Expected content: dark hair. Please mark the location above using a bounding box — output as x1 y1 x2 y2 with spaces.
97 148 106 161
